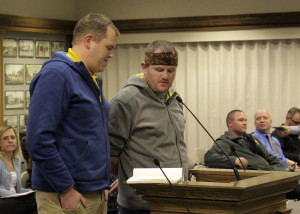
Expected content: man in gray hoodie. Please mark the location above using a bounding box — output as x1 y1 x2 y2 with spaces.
109 40 188 214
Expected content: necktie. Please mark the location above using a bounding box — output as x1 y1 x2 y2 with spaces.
266 134 280 155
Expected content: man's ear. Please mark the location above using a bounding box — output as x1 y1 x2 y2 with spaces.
83 34 93 49
227 120 232 128
141 62 147 75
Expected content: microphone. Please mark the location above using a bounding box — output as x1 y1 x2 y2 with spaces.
230 145 246 170
153 159 191 214
176 96 242 181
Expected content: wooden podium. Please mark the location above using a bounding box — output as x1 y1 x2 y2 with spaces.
128 168 300 214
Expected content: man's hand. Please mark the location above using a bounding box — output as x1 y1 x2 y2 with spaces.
234 157 248 169
277 125 290 137
109 179 118 196
60 188 87 210
286 159 300 171
104 190 109 201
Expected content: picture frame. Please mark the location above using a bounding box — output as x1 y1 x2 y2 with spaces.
25 64 42 84
3 38 17 57
4 64 25 85
51 41 66 54
5 91 25 110
3 115 18 130
35 40 50 58
19 114 27 134
25 90 30 109
19 39 34 58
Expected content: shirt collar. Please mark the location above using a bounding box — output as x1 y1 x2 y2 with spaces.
66 48 81 62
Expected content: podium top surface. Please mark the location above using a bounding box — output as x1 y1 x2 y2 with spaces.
188 168 300 190
129 168 300 189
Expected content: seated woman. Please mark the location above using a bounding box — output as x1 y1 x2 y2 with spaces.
0 125 37 214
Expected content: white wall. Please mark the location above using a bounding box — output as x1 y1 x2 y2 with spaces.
0 0 77 20
1 0 300 21
76 0 300 20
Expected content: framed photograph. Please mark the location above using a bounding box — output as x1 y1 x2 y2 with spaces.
4 64 25 85
25 64 42 84
19 39 34 57
25 90 30 109
51 41 66 54
3 38 17 57
36 40 50 58
19 114 27 134
5 91 25 110
3 115 18 130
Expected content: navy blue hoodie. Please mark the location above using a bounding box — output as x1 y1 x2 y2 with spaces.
27 51 110 192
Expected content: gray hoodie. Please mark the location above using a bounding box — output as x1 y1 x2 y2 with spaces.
109 74 188 210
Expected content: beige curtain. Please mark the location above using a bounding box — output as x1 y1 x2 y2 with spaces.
102 39 300 167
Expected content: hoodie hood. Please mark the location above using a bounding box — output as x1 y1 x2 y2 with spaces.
44 51 81 71
37 51 101 105
122 73 176 104
123 73 148 90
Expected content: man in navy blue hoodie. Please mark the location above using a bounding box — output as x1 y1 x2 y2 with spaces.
27 13 119 213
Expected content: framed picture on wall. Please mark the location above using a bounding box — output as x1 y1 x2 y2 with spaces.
3 38 17 57
19 39 34 58
25 64 42 84
25 90 30 109
51 41 66 54
5 91 25 110
19 114 27 134
3 115 18 130
36 40 50 58
4 64 25 85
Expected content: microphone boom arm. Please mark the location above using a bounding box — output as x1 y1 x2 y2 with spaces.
153 159 191 214
176 96 241 181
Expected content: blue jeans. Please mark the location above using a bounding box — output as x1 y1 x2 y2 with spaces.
118 206 150 214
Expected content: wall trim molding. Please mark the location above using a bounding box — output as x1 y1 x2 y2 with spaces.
1 12 300 34
113 12 300 33
0 14 75 34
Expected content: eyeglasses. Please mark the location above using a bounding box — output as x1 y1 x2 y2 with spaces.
1 136 16 142
290 117 300 125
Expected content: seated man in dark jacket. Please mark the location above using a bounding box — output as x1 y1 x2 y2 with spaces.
204 109 285 171
272 107 300 164
204 109 300 200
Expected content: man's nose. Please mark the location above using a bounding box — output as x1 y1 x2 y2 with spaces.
161 71 168 78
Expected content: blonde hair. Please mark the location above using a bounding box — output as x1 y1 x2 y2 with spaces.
0 125 21 160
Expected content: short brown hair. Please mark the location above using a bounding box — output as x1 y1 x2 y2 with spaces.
72 13 120 45
145 40 177 55
287 107 300 118
0 126 21 160
226 109 244 127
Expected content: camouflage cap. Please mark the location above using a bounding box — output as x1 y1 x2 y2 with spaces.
145 52 178 66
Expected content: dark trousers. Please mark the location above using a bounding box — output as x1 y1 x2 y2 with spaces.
0 192 37 214
118 206 150 214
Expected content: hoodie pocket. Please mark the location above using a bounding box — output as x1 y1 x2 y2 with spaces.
69 139 109 181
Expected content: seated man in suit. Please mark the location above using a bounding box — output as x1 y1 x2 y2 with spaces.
252 109 298 171
272 107 300 164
